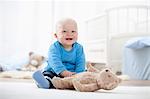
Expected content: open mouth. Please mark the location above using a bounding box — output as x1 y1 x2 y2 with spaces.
66 38 73 40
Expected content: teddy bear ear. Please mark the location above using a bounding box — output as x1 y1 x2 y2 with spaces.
29 52 34 56
42 56 45 60
87 62 100 73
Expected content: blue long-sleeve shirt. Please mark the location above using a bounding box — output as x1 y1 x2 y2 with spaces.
44 41 85 75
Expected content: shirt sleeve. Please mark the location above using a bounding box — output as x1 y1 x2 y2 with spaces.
47 45 66 75
75 45 86 73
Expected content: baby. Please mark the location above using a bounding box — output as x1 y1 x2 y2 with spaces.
32 18 86 89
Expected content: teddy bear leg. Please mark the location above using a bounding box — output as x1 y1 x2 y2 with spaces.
72 78 99 92
51 76 74 89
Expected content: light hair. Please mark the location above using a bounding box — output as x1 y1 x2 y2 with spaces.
56 18 78 32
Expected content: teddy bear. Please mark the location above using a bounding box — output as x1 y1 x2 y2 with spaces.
51 64 122 92
21 52 45 71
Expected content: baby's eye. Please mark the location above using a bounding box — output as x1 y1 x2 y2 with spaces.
72 31 76 33
63 30 67 33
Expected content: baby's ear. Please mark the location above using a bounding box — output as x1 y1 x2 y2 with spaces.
54 33 57 38
42 56 45 60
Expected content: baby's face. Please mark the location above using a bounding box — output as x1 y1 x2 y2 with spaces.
55 20 78 47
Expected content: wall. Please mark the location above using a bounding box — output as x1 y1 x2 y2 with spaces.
0 0 53 58
0 0 149 59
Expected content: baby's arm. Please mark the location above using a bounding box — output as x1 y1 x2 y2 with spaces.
60 70 76 77
75 46 85 73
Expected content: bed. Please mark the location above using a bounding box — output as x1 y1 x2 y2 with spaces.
84 5 150 74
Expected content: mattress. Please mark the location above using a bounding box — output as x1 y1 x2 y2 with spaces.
122 47 150 80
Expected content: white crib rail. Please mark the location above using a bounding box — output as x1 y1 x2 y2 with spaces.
105 5 150 35
85 5 150 73
106 5 150 73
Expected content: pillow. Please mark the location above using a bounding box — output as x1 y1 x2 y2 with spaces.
125 37 150 49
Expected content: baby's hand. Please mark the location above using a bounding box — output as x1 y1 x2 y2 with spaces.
60 70 76 77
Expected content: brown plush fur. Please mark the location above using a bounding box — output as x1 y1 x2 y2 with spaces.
51 64 122 92
21 52 45 71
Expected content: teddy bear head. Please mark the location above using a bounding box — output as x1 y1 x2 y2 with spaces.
96 68 122 90
28 52 45 68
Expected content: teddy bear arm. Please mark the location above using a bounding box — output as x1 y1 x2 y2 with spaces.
72 79 99 92
78 76 97 84
26 64 37 71
36 64 43 69
21 64 30 71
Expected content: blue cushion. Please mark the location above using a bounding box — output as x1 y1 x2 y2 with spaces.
125 37 150 49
